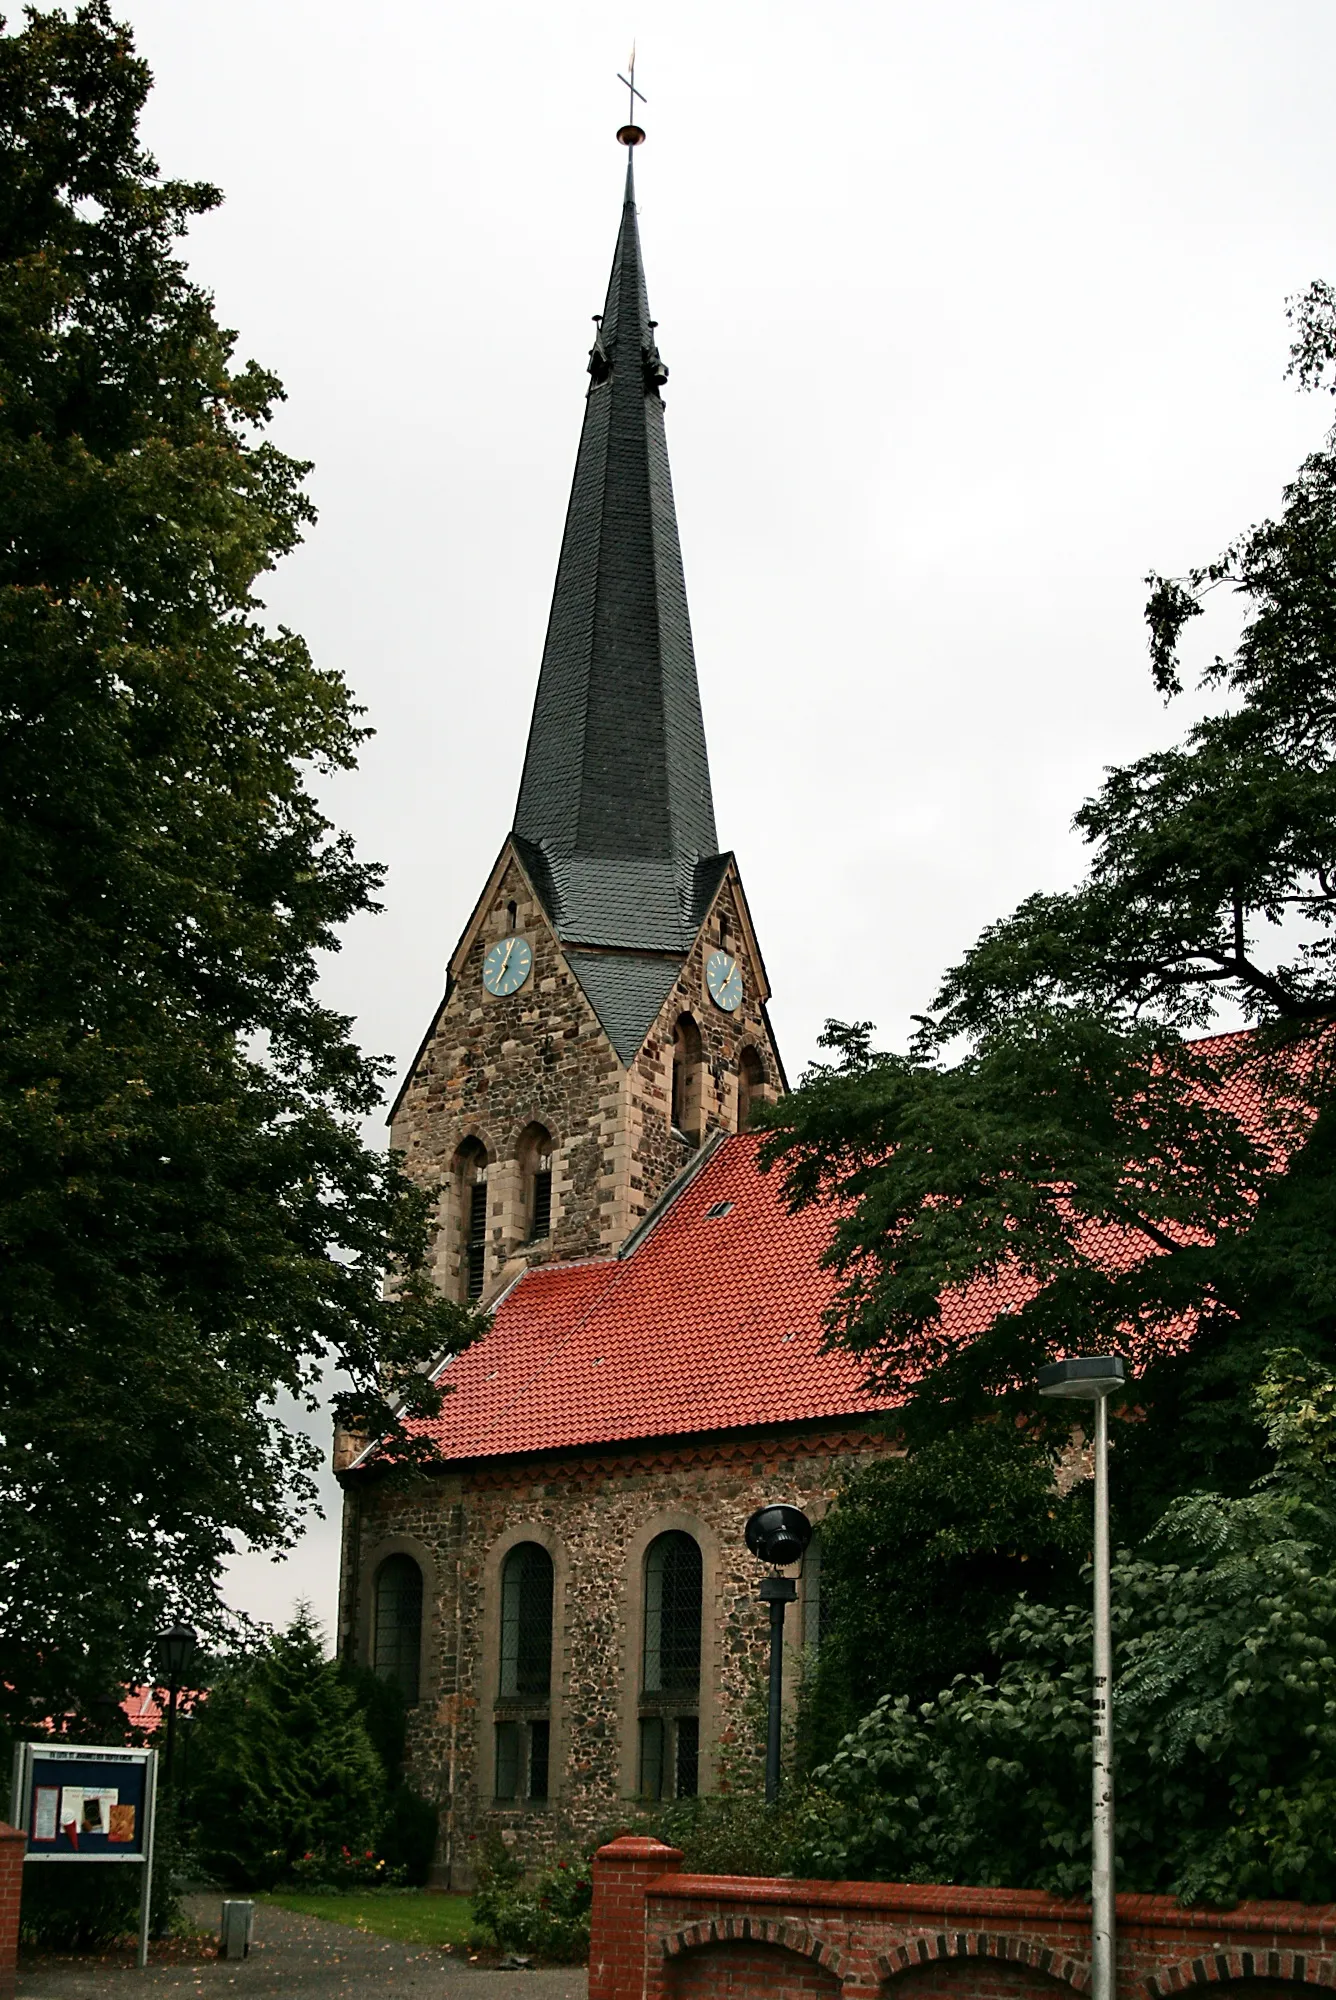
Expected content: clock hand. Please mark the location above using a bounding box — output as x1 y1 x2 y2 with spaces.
497 939 515 980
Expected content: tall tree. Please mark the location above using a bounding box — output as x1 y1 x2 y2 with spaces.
0 2 474 1733
761 284 1336 1488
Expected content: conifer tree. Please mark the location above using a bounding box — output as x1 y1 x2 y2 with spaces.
186 1611 386 1887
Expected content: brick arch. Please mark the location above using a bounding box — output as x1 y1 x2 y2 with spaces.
663 1914 845 1983
1145 1951 1331 1998
876 1931 1089 1993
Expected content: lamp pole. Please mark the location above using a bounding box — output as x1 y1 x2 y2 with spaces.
744 1505 813 1804
1038 1356 1125 2000
155 1623 198 1792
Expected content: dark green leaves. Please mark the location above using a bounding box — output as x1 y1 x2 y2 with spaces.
0 4 476 1732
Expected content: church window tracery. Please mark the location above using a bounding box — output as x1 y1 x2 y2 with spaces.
639 1530 701 1799
373 1554 423 1704
495 1541 554 1803
670 1015 704 1145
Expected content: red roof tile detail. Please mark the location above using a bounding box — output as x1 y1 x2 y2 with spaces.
397 1030 1309 1468
408 1133 869 1463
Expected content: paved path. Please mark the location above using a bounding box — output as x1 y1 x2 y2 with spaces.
17 1895 588 2000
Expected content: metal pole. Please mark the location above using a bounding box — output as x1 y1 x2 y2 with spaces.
758 1575 796 1803
164 1682 179 1791
138 1747 158 1972
1091 1392 1115 2000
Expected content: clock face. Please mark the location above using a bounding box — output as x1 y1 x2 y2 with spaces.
482 934 534 997
706 949 744 1013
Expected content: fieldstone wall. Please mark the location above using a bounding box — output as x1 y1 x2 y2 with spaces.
389 851 624 1290
340 1423 895 1887
388 845 784 1294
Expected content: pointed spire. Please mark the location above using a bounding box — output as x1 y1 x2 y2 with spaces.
512 143 718 959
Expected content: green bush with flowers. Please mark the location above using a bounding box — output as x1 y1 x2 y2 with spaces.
469 1832 592 1961
289 1846 409 1892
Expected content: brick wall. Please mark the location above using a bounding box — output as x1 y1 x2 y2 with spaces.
0 1822 23 2000
591 1837 1336 2000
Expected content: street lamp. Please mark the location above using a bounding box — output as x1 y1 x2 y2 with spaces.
155 1622 198 1791
743 1505 813 1803
1037 1355 1126 2000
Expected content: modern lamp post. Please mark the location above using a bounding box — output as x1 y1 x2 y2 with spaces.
743 1504 813 1803
1037 1355 1126 2000
155 1622 198 1791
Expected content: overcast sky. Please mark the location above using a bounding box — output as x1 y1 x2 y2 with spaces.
114 0 1336 1638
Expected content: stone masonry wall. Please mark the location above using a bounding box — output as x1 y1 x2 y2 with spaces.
390 852 626 1290
340 1424 895 1887
388 847 784 1293
624 867 781 1238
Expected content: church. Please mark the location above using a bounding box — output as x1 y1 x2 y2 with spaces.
334 126 902 1881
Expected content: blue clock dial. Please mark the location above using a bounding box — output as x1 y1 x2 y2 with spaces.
706 949 744 1013
482 934 534 997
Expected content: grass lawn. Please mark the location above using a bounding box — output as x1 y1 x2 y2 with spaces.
262 1889 475 1950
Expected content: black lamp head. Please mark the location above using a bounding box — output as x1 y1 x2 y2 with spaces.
1037 1355 1126 1401
156 1621 199 1685
745 1504 813 1568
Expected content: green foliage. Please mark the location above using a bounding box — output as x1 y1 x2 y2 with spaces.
469 1831 591 1963
183 1610 385 1888
621 1792 799 1878
20 1798 184 1948
0 1 482 1733
289 1847 408 1892
801 1424 1088 1765
335 1661 438 1883
758 283 1336 1450
792 1361 1336 1905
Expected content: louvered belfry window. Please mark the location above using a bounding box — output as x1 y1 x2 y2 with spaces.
466 1175 488 1300
373 1554 423 1704
531 1157 552 1241
495 1542 554 1804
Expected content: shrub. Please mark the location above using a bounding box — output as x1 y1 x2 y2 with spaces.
790 1357 1336 1905
20 1800 184 1948
470 1832 591 1962
289 1847 408 1892
183 1609 385 1888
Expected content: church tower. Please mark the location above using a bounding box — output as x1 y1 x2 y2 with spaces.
389 136 784 1301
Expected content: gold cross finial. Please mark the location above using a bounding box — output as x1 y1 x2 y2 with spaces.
616 46 646 146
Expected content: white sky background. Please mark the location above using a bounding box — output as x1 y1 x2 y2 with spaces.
113 0 1336 1639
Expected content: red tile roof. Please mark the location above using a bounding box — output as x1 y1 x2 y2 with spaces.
402 1132 873 1465
391 1029 1307 1469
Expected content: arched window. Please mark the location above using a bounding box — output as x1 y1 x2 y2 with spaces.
737 1046 765 1132
452 1137 489 1302
670 1015 704 1146
500 1542 553 1697
495 1541 554 1804
516 1123 555 1243
373 1554 423 1704
639 1530 702 1801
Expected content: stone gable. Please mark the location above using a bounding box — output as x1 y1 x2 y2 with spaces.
389 847 785 1292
